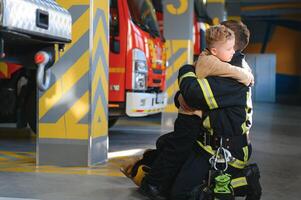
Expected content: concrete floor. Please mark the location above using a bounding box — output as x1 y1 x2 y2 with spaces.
0 103 300 200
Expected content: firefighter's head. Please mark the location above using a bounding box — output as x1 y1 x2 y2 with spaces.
221 20 250 52
206 25 235 62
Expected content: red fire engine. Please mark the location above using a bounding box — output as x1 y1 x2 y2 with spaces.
109 0 167 126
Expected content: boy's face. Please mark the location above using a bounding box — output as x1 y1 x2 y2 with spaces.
210 38 235 62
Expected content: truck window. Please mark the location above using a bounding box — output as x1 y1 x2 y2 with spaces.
110 0 119 36
127 0 160 37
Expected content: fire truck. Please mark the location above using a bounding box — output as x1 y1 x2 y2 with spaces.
0 0 72 132
109 0 167 126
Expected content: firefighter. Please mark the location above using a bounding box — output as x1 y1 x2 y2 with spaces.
170 20 262 200
122 20 261 200
134 25 253 200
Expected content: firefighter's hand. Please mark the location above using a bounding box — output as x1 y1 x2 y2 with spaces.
178 94 195 112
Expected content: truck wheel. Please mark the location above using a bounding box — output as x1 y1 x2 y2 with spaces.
109 117 119 128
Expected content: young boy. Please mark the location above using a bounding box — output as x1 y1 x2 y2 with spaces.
195 25 253 86
122 25 254 200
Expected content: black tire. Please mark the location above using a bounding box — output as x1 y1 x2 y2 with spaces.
109 117 119 128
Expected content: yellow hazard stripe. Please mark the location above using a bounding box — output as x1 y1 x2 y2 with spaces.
178 71 196 85
231 177 248 188
197 141 247 169
57 0 90 10
197 79 218 109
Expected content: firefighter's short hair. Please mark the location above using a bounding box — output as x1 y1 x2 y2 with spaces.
221 20 250 52
206 25 235 49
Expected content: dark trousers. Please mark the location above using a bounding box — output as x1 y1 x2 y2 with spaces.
170 146 255 200
170 149 211 200
143 113 203 195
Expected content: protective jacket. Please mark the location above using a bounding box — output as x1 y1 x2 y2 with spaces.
177 52 253 169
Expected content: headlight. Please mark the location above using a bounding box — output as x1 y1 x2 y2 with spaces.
134 73 147 90
132 49 148 91
135 61 147 73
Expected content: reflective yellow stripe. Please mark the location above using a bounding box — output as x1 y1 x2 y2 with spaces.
241 90 253 134
179 73 218 109
203 79 218 108
231 177 248 188
203 116 213 135
178 72 197 85
243 146 249 162
197 141 247 169
197 79 218 109
109 67 125 73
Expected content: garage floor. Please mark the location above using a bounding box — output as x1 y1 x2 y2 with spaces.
0 103 300 200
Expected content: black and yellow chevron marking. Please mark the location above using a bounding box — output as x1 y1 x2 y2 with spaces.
91 0 109 138
164 40 193 113
38 0 91 139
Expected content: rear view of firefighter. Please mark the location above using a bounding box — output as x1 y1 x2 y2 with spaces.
170 21 262 200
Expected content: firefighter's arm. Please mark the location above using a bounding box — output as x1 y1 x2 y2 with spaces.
178 64 209 110
174 91 196 112
178 64 248 110
195 54 254 86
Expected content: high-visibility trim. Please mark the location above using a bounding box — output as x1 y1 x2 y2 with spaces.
197 141 248 169
243 146 249 162
178 71 196 85
231 177 248 188
241 90 253 134
197 79 218 109
203 116 213 135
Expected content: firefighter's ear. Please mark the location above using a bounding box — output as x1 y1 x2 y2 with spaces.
210 48 217 56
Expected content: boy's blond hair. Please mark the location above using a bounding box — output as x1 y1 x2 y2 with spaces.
206 25 235 49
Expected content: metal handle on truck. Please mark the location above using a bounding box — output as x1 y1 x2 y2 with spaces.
35 51 52 91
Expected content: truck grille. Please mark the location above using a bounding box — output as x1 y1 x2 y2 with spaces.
152 69 162 74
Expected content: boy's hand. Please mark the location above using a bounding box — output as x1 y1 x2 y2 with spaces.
178 94 195 112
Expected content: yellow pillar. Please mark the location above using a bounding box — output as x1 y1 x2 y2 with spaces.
206 0 227 24
161 0 194 132
37 0 109 166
